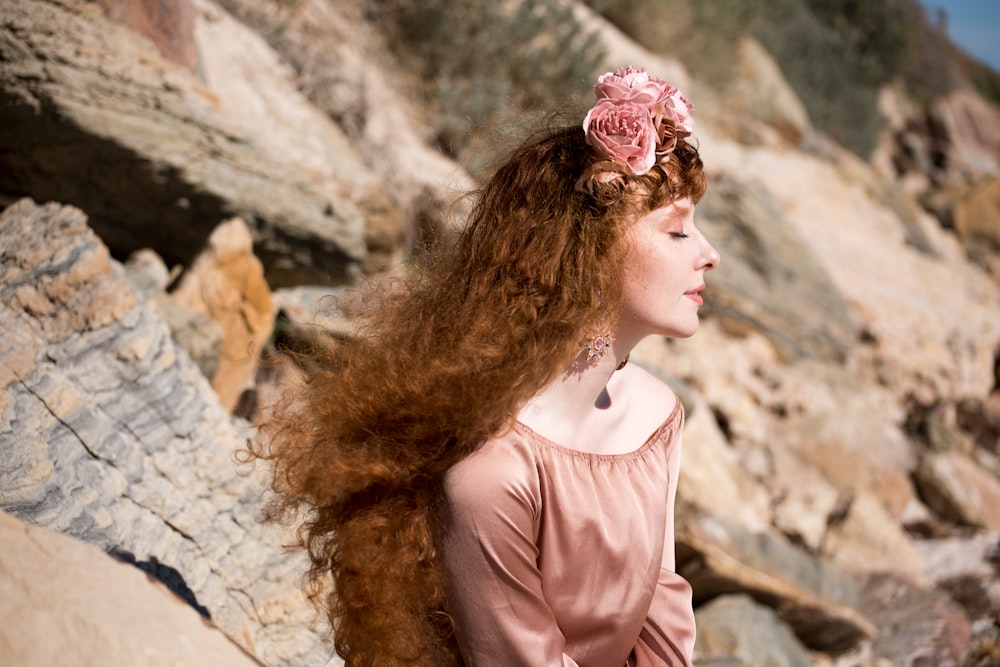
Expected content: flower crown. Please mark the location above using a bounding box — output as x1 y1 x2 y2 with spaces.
577 66 693 192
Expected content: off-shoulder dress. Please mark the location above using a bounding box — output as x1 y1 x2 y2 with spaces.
438 397 695 667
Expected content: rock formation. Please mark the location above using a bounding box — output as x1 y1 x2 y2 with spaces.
1 0 999 665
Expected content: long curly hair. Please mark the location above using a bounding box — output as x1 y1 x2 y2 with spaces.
253 125 706 666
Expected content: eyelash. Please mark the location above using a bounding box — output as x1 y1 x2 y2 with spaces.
669 233 690 240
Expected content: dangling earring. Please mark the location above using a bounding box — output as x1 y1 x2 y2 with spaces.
583 330 615 363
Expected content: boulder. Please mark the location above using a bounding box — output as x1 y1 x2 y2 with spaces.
0 199 333 667
915 450 1000 531
931 89 1000 179
767 363 919 520
696 175 857 362
0 0 366 287
676 511 875 654
720 37 812 146
953 176 1000 277
171 217 274 412
191 0 406 274
821 491 924 583
125 248 225 382
859 573 972 667
0 510 264 667
694 594 812 667
213 0 475 246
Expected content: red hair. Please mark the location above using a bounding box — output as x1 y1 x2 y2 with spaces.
252 126 705 666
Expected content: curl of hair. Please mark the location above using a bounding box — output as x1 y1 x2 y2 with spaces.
250 126 705 666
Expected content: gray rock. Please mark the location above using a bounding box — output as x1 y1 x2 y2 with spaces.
125 249 225 381
859 573 972 667
697 175 858 362
677 511 875 653
0 0 366 287
0 199 334 667
695 594 812 667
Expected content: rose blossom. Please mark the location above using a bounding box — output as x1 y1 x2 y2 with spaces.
582 98 657 175
593 66 674 107
663 88 694 135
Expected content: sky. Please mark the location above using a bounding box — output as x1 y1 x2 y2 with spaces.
919 0 1000 73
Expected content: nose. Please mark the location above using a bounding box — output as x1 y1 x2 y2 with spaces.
699 233 721 271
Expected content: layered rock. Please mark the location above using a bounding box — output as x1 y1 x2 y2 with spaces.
211 0 476 248
0 0 366 287
0 199 333 666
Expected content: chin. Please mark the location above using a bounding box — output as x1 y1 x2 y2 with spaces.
664 321 700 339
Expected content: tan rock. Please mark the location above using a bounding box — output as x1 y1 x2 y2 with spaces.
932 88 1000 178
97 0 198 70
171 217 274 412
193 0 405 274
822 491 924 583
0 510 263 667
724 36 812 146
677 512 875 654
770 454 840 552
675 389 772 532
770 363 919 519
213 0 475 246
0 0 366 286
915 450 1000 530
953 176 1000 277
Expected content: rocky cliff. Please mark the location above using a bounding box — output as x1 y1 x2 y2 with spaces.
1 0 998 665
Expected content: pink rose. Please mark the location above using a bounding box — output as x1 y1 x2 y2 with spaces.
582 98 657 175
663 88 694 135
593 66 674 107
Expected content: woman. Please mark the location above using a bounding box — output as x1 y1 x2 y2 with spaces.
255 66 719 667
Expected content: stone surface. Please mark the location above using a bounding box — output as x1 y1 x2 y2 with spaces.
171 217 274 411
722 36 813 146
96 0 198 70
2 1 1000 663
125 248 225 381
0 199 333 667
859 573 972 667
953 176 1000 277
694 594 812 667
915 450 1000 531
676 512 874 653
822 491 925 583
192 0 405 275
697 175 858 362
0 0 366 287
0 510 265 667
213 0 475 246
932 89 1000 179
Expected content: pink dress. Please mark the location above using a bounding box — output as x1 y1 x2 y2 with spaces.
438 399 695 667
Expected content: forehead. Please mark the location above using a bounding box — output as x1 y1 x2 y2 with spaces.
634 197 694 226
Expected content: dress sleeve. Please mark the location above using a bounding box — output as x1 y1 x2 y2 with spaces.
438 439 580 667
629 421 696 667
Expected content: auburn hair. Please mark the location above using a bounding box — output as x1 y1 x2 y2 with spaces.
252 125 706 666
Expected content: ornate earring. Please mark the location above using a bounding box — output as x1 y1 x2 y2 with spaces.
583 330 615 363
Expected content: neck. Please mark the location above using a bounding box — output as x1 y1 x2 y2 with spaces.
518 340 632 426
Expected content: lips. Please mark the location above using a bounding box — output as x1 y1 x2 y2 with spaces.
685 285 705 305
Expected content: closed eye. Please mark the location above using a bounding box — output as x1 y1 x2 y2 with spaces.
669 233 690 239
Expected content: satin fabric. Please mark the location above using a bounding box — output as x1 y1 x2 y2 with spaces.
439 399 695 667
